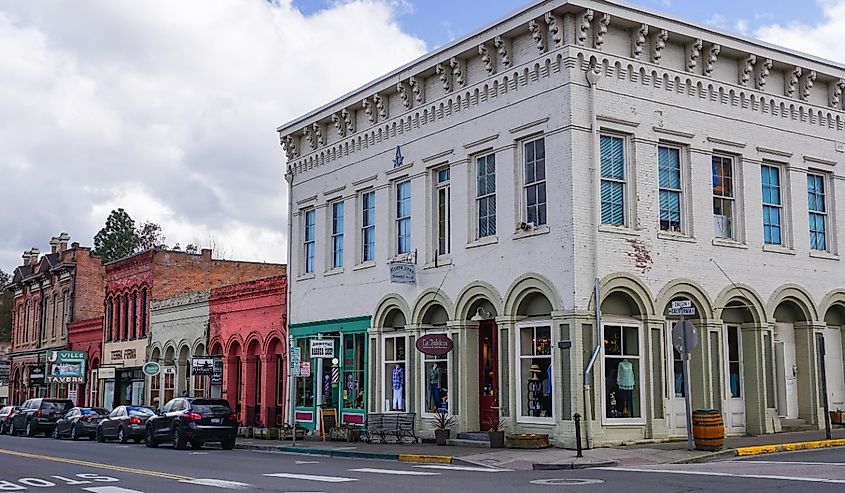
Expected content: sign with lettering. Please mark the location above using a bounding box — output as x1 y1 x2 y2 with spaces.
46 350 86 384
389 262 416 284
111 350 123 361
211 358 223 385
290 347 301 376
300 362 311 378
415 334 454 356
28 367 45 385
310 339 334 358
142 361 161 377
123 349 136 360
97 367 116 380
191 357 214 376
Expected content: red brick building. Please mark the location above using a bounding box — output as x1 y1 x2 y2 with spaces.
66 317 103 406
209 275 287 427
100 248 283 410
6 234 105 404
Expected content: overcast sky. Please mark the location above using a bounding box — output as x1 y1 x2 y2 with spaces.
1 0 842 274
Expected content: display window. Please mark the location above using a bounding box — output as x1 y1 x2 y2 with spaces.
295 339 314 408
602 323 643 422
517 323 554 423
343 333 365 410
422 339 449 415
383 335 407 412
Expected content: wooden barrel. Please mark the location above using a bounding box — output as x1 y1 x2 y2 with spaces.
692 409 724 451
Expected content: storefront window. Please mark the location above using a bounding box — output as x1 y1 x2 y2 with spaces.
518 324 553 420
193 374 206 398
150 373 160 407
163 372 175 404
423 345 449 414
343 333 365 410
295 339 314 407
672 347 684 397
383 335 407 412
603 324 641 420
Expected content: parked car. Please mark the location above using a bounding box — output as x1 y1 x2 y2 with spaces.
97 405 154 443
53 407 109 440
9 398 74 437
145 398 237 450
0 406 19 435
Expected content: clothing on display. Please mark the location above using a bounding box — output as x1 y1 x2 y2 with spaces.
428 364 441 411
617 359 635 390
392 365 405 410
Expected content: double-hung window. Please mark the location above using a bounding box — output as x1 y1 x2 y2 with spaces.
523 138 547 226
331 201 344 269
435 168 451 255
658 145 683 232
396 180 412 254
476 153 497 238
712 155 736 239
761 164 783 245
361 191 376 263
807 173 828 251
600 135 626 226
303 209 316 273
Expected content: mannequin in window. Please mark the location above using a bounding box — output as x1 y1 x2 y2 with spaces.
616 358 635 417
428 364 441 412
392 364 404 411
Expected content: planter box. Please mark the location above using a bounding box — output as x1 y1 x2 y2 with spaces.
238 427 254 438
506 433 550 449
281 428 307 440
253 428 281 440
831 411 845 425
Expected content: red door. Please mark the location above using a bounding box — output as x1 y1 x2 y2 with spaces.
478 322 499 430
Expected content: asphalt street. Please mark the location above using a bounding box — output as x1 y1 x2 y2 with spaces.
0 433 843 492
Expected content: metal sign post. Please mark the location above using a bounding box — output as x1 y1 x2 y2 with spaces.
289 338 298 447
670 300 697 451
817 334 832 440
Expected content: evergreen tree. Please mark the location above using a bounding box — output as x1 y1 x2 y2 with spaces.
0 269 12 341
93 208 137 263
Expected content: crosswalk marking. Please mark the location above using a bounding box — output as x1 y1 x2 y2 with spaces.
415 464 510 472
179 478 253 489
83 487 144 493
264 473 358 483
349 468 440 476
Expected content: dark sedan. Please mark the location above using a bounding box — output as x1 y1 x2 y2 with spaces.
97 405 154 443
145 398 237 450
53 407 109 440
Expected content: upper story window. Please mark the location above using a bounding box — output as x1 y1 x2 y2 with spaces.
361 191 376 263
658 145 683 233
761 164 783 246
476 153 497 239
435 167 451 255
712 155 736 240
331 201 345 269
523 138 547 226
807 173 828 251
303 209 316 273
600 135 626 226
396 180 412 254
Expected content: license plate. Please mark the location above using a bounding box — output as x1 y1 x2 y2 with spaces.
211 418 221 424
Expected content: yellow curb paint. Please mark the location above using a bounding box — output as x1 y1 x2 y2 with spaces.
0 448 190 481
736 445 779 456
735 439 845 457
398 454 453 464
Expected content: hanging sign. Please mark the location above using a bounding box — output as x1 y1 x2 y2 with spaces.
310 339 334 358
389 262 416 284
299 362 311 378
416 334 454 356
191 358 214 376
142 361 161 377
46 350 86 384
290 347 301 377
28 367 45 385
211 358 224 385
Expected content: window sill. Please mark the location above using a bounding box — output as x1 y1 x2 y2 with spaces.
601 418 647 426
515 416 556 426
712 238 748 249
657 231 696 243
513 224 550 240
809 250 839 261
324 268 344 277
296 273 316 281
762 244 796 256
599 224 640 237
423 257 453 270
353 261 376 271
467 236 498 249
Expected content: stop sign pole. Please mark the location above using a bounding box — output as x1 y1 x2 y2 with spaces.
670 300 697 451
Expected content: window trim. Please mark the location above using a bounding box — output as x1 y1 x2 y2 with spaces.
303 208 316 274
657 143 688 234
474 152 497 241
515 320 556 425
521 137 547 227
395 180 412 255
600 319 646 426
599 132 630 228
807 171 831 253
433 166 451 257
330 200 345 269
711 153 740 242
761 162 788 247
359 190 376 264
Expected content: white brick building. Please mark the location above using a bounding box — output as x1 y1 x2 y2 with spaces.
277 0 845 445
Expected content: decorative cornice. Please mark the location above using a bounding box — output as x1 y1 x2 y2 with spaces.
652 126 695 139
706 136 746 149
322 185 347 197
597 115 640 128
421 148 454 164
756 146 793 158
296 194 318 206
352 174 378 187
509 117 550 134
463 134 500 150
803 155 837 166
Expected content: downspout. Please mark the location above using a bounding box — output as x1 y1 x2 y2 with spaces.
284 166 295 444
582 65 603 449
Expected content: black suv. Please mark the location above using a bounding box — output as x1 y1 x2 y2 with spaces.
9 398 74 437
145 398 237 450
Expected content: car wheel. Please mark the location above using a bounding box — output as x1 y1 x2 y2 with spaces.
221 437 236 450
8 422 15 436
25 421 34 437
144 427 158 448
173 426 187 450
118 427 128 444
70 424 79 441
96 428 105 443
52 427 60 439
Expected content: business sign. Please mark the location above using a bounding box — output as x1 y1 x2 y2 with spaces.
191 358 214 376
299 362 311 378
310 339 334 359
0 360 9 383
97 367 116 380
28 367 45 385
389 262 416 284
46 350 86 384
142 361 161 377
415 334 454 356
211 358 223 385
290 347 301 377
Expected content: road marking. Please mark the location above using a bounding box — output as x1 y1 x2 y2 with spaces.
596 466 845 484
349 468 440 476
190 452 209 455
83 487 144 493
0 448 189 481
739 460 845 466
264 473 358 483
530 478 605 485
415 465 510 472
180 478 253 489
295 461 320 464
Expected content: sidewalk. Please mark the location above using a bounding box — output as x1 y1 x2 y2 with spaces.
235 427 845 470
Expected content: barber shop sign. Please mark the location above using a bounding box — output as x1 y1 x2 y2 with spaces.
415 334 454 356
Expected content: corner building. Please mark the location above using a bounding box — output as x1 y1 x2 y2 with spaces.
277 0 845 444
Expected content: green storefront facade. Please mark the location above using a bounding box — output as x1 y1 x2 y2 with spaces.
290 316 369 432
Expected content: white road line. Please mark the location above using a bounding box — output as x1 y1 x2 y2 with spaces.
264 473 358 483
83 487 144 493
349 468 440 476
415 465 511 472
739 460 845 466
596 466 845 484
179 478 253 489
295 460 320 464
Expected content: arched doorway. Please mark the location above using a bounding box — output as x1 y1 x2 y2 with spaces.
466 297 499 431
773 298 812 420
381 307 408 414
209 342 224 399
163 346 176 405
191 343 206 398
719 300 758 435
226 340 243 420
88 357 100 407
515 291 554 425
246 339 262 426
178 345 191 398
600 290 646 426
420 303 450 416
266 338 285 427
823 304 845 412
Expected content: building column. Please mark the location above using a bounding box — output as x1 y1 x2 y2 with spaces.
495 316 518 430
223 356 239 417
259 355 275 427
640 316 669 440
740 322 773 435
795 321 825 426
449 319 479 434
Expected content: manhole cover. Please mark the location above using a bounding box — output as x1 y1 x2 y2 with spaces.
530 478 605 486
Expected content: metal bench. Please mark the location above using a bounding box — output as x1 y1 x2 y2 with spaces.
362 412 418 443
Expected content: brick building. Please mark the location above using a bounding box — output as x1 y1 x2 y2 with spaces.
209 275 287 427
277 0 845 444
66 317 103 406
6 233 105 404
99 248 283 410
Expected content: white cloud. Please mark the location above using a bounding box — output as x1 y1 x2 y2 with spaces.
0 0 426 271
753 0 845 63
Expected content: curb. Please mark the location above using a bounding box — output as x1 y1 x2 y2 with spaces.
671 449 737 464
532 460 618 470
235 443 455 464
736 438 845 457
398 454 453 464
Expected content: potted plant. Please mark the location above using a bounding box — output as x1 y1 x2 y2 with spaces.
484 416 507 448
433 410 457 446
831 409 845 425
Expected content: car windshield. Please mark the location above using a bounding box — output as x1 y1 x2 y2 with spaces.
42 401 72 412
127 407 154 416
190 399 231 414
81 408 108 416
